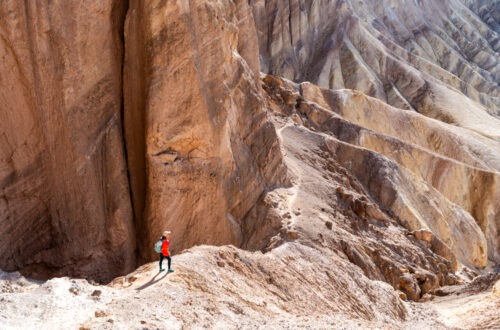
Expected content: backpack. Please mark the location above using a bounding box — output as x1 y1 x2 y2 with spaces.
154 240 163 253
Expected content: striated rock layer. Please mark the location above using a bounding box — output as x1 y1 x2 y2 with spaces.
250 0 500 138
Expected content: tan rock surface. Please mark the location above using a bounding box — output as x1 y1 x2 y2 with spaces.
0 253 498 329
123 0 287 263
0 0 135 282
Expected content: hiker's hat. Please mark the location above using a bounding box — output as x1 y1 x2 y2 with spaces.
163 230 171 236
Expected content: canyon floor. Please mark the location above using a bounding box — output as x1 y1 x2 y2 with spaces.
1 251 499 330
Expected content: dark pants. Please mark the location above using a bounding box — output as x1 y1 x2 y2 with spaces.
159 254 171 270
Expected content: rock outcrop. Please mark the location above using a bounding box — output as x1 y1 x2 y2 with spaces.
262 75 499 269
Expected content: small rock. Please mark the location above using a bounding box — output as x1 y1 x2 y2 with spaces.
417 271 439 294
140 320 147 324
218 251 227 259
397 291 407 300
69 287 79 295
445 273 459 286
399 274 421 301
216 260 225 267
128 275 138 283
91 290 102 297
287 230 299 239
492 280 500 297
351 199 366 218
419 293 434 302
283 91 297 105
107 319 114 324
95 310 107 318
413 229 433 242
233 261 245 272
430 288 449 297
325 221 333 230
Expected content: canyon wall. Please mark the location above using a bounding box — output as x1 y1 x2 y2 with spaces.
0 0 286 281
0 0 135 281
123 0 286 263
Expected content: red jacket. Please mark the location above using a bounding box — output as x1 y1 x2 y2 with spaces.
161 239 170 256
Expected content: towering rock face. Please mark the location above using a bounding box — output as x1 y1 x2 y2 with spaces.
250 0 500 138
123 0 287 262
0 1 135 281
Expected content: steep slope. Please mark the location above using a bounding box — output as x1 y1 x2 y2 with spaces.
262 75 499 270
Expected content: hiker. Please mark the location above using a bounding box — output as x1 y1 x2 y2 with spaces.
155 235 166 271
160 230 174 273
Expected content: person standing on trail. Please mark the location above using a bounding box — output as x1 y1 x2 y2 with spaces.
160 231 174 273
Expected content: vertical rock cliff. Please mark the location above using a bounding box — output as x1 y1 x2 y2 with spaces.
123 0 287 263
0 0 135 281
